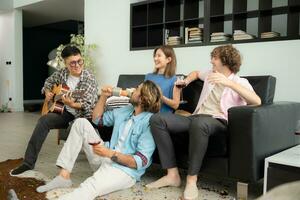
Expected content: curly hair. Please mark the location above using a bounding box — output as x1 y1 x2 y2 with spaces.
140 80 162 113
211 45 241 73
153 45 177 78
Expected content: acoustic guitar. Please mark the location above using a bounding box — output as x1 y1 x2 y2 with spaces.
41 84 83 115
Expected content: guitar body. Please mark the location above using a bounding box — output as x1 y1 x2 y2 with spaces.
41 84 82 116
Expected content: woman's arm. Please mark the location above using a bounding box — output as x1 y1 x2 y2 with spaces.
161 85 180 110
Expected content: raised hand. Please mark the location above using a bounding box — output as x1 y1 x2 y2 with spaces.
207 71 232 87
101 86 113 97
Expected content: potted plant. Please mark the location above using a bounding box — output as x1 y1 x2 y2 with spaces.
47 34 97 73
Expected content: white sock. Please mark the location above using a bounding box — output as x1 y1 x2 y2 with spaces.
7 189 19 200
36 176 72 193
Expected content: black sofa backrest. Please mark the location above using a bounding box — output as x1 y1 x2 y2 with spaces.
117 74 145 89
180 75 276 113
117 74 276 113
244 76 276 105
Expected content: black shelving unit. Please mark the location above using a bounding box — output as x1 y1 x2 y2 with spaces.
130 0 300 50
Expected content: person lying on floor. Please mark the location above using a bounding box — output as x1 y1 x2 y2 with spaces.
36 80 161 200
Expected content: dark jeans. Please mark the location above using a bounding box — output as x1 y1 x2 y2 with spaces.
150 112 227 175
23 111 74 168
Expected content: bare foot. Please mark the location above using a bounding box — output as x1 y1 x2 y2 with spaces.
146 175 181 189
183 182 198 200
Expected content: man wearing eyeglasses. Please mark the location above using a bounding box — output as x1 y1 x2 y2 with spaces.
11 45 98 175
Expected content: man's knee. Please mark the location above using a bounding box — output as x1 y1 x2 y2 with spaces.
189 116 212 136
37 114 49 124
150 113 164 126
73 118 89 127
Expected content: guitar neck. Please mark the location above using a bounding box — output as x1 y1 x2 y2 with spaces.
54 91 82 102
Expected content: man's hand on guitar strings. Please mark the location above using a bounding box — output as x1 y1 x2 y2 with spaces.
61 94 75 107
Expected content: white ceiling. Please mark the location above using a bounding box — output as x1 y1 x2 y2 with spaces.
21 0 84 27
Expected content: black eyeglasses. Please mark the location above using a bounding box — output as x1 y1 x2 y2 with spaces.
69 59 84 67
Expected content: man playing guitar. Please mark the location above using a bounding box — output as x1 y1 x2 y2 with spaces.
11 45 98 175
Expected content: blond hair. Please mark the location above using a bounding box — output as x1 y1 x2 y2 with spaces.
140 80 162 113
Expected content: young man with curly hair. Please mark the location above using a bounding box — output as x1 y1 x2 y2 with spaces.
36 80 161 200
146 45 261 200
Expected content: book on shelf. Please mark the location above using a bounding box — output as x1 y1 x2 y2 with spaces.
233 30 256 40
185 26 204 44
164 29 169 45
261 31 281 39
167 36 181 45
211 32 230 37
210 32 231 42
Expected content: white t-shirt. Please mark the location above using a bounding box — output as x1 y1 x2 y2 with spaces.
197 84 225 116
115 118 133 152
65 75 80 115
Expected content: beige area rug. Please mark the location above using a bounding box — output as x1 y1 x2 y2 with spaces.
46 167 235 200
1 159 235 200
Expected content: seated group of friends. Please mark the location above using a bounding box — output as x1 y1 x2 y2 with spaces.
10 44 261 200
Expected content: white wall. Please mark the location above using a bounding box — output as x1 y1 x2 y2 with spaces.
85 0 300 102
0 0 13 10
13 0 44 8
0 10 23 111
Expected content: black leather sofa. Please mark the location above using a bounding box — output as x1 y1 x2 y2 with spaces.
115 74 300 183
59 74 300 183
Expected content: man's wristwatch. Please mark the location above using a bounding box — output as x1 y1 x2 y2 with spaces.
111 151 118 163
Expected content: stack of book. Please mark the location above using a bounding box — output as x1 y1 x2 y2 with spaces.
210 32 231 42
261 31 281 39
184 27 203 44
167 36 181 45
233 30 255 40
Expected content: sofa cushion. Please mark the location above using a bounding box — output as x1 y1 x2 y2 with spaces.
178 79 203 113
105 96 130 111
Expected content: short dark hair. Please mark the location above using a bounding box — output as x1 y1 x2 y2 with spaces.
61 45 81 59
211 45 241 74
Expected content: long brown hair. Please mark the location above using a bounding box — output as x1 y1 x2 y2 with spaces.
153 45 177 78
140 80 162 113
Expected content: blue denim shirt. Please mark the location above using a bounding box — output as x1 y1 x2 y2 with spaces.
101 105 155 181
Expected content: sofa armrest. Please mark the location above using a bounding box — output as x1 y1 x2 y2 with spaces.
227 102 300 182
